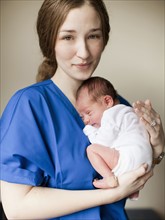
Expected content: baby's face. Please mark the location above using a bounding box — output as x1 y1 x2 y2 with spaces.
76 92 107 128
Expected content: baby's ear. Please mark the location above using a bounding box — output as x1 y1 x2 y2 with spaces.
104 95 114 107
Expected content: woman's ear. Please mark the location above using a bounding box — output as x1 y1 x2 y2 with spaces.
103 95 114 108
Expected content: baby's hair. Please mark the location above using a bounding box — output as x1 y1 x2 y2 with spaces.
76 76 118 102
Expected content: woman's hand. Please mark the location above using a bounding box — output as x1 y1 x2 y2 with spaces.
133 99 165 158
117 164 153 198
93 164 153 199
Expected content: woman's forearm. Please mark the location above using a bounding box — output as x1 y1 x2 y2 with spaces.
153 142 165 158
1 165 150 220
1 181 121 219
24 186 122 219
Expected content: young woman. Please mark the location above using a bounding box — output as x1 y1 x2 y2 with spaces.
1 0 164 219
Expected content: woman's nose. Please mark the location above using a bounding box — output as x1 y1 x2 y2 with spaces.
76 39 90 60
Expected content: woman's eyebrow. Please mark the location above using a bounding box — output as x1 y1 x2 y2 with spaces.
59 28 102 33
59 30 76 33
90 28 102 32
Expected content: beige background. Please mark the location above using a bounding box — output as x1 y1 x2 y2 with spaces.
0 0 164 219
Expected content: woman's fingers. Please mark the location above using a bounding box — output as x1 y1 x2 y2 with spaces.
133 100 160 126
118 164 148 186
107 164 153 199
133 100 165 155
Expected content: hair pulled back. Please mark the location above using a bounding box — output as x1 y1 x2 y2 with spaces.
36 0 110 82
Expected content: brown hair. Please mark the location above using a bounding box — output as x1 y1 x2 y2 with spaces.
76 76 118 102
36 0 110 82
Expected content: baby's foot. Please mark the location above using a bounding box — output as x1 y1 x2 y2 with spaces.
93 176 118 189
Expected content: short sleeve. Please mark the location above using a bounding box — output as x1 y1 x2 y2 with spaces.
0 88 54 186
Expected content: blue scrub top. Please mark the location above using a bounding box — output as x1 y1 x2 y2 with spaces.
0 80 128 220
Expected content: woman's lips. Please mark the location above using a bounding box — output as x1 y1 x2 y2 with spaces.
75 62 91 70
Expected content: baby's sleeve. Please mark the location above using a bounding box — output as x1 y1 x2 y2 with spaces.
83 125 99 143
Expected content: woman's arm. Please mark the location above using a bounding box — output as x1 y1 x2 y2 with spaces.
1 164 151 220
133 99 165 159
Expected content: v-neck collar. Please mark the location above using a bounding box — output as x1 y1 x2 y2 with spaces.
49 79 85 127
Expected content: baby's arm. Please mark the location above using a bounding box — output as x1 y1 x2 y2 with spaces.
83 125 99 143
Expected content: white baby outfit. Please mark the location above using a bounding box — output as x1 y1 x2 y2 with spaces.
83 104 152 176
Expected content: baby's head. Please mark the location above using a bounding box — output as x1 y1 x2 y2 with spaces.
76 76 118 127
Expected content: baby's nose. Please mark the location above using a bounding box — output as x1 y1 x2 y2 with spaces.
84 116 90 125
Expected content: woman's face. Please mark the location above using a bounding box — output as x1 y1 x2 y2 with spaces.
55 4 104 82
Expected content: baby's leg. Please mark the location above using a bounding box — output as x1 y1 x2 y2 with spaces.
87 144 119 188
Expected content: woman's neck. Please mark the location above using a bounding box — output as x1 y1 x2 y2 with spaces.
51 73 82 107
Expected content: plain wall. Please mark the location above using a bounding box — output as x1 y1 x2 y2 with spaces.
0 0 164 219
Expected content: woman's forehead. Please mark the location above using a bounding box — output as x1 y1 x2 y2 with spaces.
59 4 101 32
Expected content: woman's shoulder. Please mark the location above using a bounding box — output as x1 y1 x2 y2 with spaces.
117 95 131 106
13 79 53 99
4 80 54 108
1 80 53 120
0 80 54 138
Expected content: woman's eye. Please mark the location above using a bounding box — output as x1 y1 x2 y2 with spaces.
88 34 101 39
62 35 73 40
